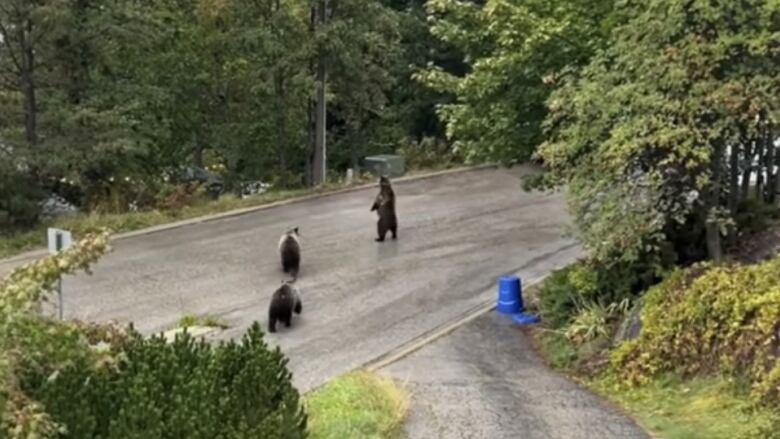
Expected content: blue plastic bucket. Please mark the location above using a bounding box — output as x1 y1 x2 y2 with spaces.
497 275 523 314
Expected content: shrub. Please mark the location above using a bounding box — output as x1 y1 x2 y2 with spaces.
155 182 203 211
1 231 112 437
397 136 462 169
565 299 630 345
1 233 307 438
22 323 307 439
538 258 656 329
611 257 780 405
538 265 587 328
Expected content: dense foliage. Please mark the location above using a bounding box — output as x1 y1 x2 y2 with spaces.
1 232 113 437
537 0 780 265
538 258 656 329
0 234 306 438
611 256 780 406
417 0 615 164
0 0 458 227
23 324 306 439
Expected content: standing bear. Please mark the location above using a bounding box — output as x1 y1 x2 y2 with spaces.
370 175 398 242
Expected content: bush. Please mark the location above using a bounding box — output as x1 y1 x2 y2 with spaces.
565 299 630 345
538 265 587 328
1 231 113 437
21 323 307 439
538 258 657 329
611 256 780 405
1 233 307 438
397 136 462 169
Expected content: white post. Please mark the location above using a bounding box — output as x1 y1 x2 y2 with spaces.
48 228 72 320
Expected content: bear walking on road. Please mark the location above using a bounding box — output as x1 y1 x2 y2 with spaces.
268 281 302 333
278 227 301 279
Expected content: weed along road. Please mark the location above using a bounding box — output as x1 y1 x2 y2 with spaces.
1 167 581 392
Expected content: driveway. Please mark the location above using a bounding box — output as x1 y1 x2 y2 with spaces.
381 311 649 439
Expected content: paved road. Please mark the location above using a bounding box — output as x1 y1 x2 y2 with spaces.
2 167 581 392
381 312 649 439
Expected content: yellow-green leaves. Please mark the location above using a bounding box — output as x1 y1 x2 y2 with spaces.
0 230 111 437
612 256 780 405
0 231 111 316
539 0 779 265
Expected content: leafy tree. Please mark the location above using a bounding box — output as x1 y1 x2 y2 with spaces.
416 0 614 163
538 0 779 264
311 0 403 172
0 0 456 223
0 0 142 210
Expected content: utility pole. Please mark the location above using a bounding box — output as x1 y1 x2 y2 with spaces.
312 0 327 185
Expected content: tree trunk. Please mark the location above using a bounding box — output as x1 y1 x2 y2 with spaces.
305 6 317 187
20 20 37 145
274 71 288 185
705 214 723 262
193 132 205 168
762 121 775 203
755 132 765 201
740 138 753 201
772 122 780 207
311 0 328 186
705 141 725 262
305 97 315 187
727 144 740 244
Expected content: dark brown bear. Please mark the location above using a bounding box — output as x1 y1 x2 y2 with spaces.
370 175 397 242
268 281 302 333
278 227 301 280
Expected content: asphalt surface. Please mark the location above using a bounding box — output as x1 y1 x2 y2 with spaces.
381 312 649 439
0 167 581 392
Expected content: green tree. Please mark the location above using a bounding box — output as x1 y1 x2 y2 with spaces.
0 0 458 225
226 0 312 186
416 0 614 164
308 0 404 174
0 0 140 212
538 0 779 264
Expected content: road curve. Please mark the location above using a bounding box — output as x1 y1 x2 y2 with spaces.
9 167 581 392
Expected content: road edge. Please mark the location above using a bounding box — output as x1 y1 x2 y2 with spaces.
364 275 549 372
1 164 499 266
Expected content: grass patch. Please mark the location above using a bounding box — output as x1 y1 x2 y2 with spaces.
591 375 780 439
533 329 578 370
178 314 229 329
305 370 409 439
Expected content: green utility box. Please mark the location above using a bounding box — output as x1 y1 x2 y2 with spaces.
362 154 406 177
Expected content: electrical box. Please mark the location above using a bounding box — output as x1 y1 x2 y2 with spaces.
363 154 406 177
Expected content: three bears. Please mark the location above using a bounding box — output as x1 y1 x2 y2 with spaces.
268 175 398 333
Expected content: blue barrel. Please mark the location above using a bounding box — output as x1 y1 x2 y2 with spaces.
497 275 523 314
